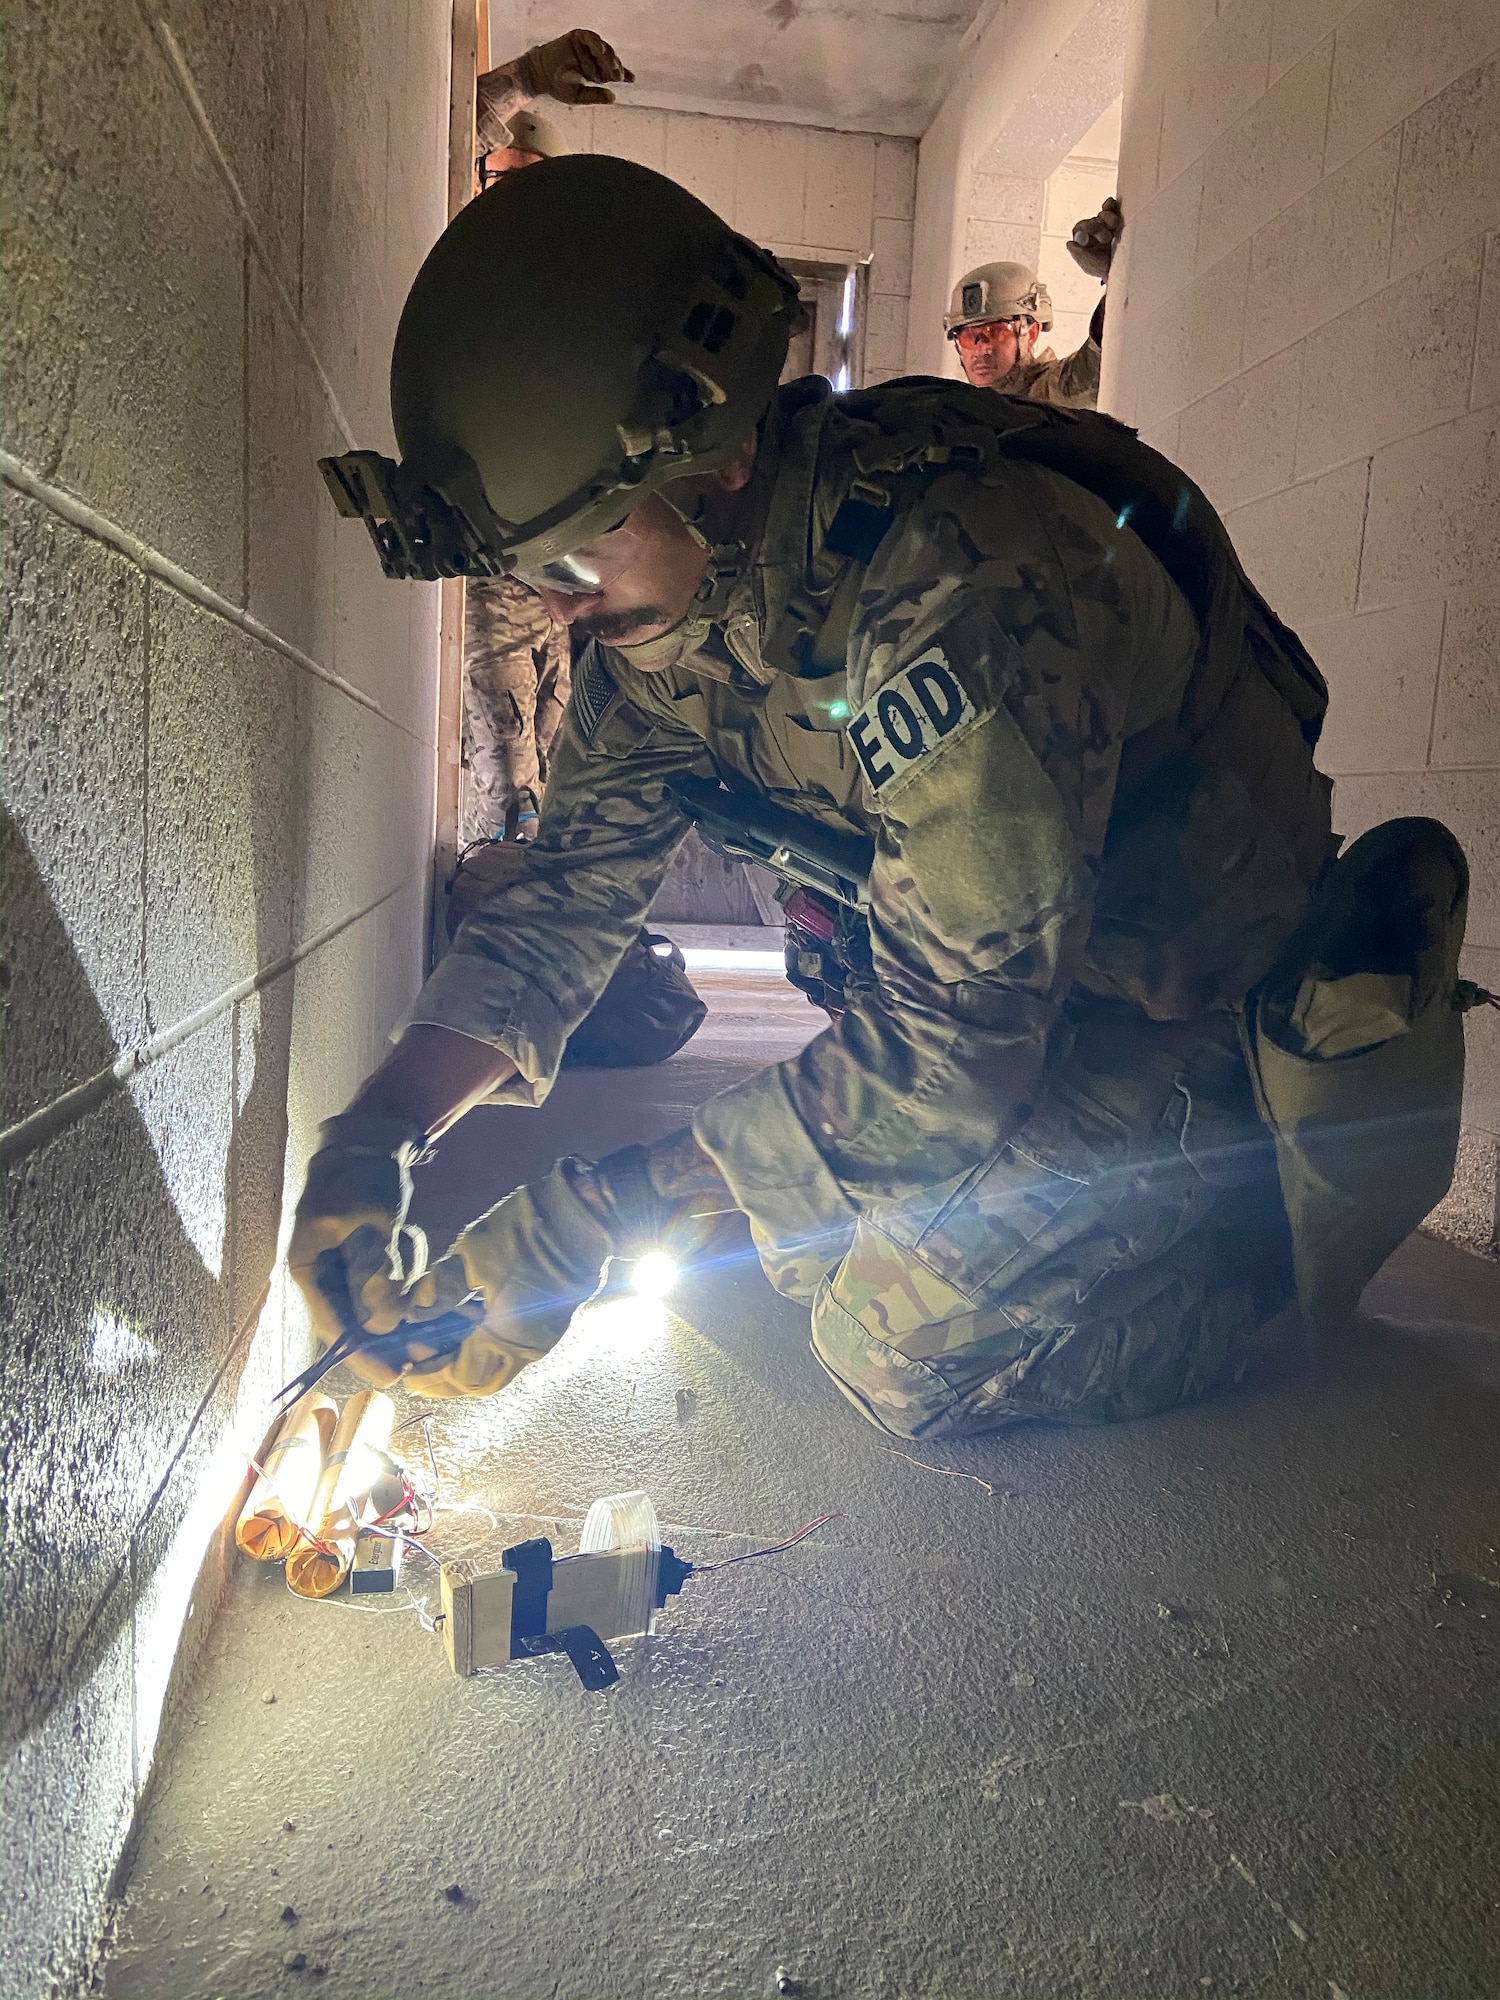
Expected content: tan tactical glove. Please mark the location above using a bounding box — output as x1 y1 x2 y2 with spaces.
1067 196 1123 280
286 1114 431 1384
519 28 633 106
354 1132 735 1399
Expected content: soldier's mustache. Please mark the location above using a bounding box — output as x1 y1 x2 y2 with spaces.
569 603 679 642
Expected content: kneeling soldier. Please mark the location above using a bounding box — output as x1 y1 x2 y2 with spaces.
294 157 1471 1437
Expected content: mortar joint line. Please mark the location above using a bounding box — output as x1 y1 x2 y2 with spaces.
59 1288 270 1715
1423 599 1448 769
140 573 155 1041
148 15 357 451
0 451 432 748
1220 391 1492 522
1286 332 1309 490
1349 453 1375 612
1466 229 1490 413
0 872 421 1170
241 230 253 611
1318 21 1338 178
1385 115 1405 281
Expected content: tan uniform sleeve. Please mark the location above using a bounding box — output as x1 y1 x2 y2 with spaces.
532 633 572 781
461 578 554 840
402 651 709 1104
692 463 1196 1264
1024 336 1102 409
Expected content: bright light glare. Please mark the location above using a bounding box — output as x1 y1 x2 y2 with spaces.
681 949 785 970
632 1250 679 1300
572 1294 669 1355
88 1307 158 1375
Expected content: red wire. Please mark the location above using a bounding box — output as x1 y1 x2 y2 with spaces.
246 1455 428 1559
690 1512 842 1573
246 1452 343 1559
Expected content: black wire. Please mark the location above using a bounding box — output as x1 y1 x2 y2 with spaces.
357 1520 444 1568
393 1412 442 1498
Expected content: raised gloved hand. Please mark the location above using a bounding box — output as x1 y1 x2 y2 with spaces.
520 28 633 106
286 1114 432 1384
352 1132 737 1399
1067 195 1123 280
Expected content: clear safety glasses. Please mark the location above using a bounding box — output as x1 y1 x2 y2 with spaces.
511 548 607 594
511 513 642 596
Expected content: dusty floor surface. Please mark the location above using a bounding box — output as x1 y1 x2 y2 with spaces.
102 960 1499 2000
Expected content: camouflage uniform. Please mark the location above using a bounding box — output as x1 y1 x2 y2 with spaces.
461 574 571 842
405 378 1333 1437
1000 331 1102 409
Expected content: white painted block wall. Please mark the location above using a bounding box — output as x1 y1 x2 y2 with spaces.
1038 98 1121 363
0 4 448 1990
945 97 1119 379
1105 0 1500 1252
534 100 918 383
906 0 1131 378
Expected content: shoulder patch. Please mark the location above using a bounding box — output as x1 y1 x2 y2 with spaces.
845 647 978 796
570 644 617 744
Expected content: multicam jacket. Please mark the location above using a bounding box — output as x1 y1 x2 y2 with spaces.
1001 333 1102 409
461 574 570 841
406 378 1332 1266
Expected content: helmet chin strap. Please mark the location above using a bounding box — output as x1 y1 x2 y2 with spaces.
656 483 714 551
613 463 764 668
612 535 749 670
615 421 774 671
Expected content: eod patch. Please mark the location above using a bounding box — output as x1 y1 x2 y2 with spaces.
845 648 977 794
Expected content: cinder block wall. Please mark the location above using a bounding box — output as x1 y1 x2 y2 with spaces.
1038 98 1121 361
1104 0 1500 1253
535 101 919 383
0 3 448 1989
960 99 1121 372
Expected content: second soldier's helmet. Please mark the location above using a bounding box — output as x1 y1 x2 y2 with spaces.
943 260 1054 338
319 155 807 584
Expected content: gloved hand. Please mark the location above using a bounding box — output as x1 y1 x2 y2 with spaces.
519 28 634 106
286 1114 431 1384
1067 196 1123 280
353 1134 737 1399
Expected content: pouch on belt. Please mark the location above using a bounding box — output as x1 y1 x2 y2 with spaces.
1241 817 1470 1333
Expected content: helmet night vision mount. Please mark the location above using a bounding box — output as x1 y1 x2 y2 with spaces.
319 154 807 583
942 260 1054 338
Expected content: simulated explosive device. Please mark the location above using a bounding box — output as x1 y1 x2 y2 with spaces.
439 1489 836 1689
236 1392 338 1560
285 1390 400 1599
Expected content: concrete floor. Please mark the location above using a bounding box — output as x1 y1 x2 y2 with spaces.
103 955 1500 2000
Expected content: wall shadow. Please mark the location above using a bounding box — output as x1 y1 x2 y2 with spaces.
0 811 290 1761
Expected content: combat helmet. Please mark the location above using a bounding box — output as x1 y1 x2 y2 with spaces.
319 155 806 583
943 260 1054 338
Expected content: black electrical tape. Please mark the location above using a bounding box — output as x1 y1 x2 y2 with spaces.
655 1546 693 1605
503 1537 553 1643
521 1625 620 1692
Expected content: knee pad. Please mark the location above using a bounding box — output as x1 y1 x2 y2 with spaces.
810 1281 960 1437
809 1222 979 1437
